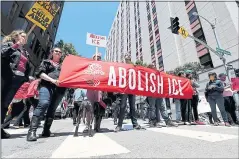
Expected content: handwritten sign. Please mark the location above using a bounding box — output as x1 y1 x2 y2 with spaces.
86 32 107 48
25 1 60 30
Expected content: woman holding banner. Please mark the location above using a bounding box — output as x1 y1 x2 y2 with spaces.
1 30 33 139
27 47 66 141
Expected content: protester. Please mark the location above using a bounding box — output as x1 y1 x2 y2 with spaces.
26 47 66 141
186 70 205 125
114 54 143 132
174 71 185 123
85 52 106 132
218 73 238 125
1 30 34 139
72 88 85 125
205 72 230 126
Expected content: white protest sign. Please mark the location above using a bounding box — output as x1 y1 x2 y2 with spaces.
86 32 107 48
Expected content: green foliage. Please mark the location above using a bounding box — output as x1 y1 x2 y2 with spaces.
135 60 148 67
170 62 204 80
55 39 79 56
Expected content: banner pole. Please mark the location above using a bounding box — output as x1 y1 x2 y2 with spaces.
27 24 37 37
95 46 98 61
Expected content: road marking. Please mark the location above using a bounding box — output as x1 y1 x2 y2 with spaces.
148 127 238 142
51 126 130 158
5 128 28 135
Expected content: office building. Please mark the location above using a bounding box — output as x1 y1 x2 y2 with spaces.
1 1 64 75
105 1 238 92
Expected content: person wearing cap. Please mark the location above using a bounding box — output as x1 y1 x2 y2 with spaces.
205 72 230 126
115 54 143 132
218 73 238 125
146 63 178 127
86 52 106 132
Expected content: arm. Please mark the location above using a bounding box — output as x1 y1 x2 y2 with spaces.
213 81 224 92
192 81 200 88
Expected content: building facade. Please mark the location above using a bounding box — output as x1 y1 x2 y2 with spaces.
105 0 238 91
1 1 64 75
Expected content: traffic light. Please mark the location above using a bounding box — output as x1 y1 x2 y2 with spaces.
170 17 180 34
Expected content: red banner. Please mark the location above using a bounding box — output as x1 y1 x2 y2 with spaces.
14 80 40 99
231 77 239 91
59 55 193 99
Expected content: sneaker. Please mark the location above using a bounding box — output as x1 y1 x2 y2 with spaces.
166 120 178 127
214 122 219 126
133 125 145 130
155 122 162 128
114 126 122 132
225 122 231 127
184 122 190 125
195 120 205 125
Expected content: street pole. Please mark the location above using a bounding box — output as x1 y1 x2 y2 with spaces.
193 13 230 81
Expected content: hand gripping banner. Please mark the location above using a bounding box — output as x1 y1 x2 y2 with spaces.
59 55 194 99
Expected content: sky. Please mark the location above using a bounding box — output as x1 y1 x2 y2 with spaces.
55 2 119 59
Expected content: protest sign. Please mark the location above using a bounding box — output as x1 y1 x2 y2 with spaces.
231 77 239 91
25 1 60 31
58 55 194 99
86 33 107 48
14 80 40 99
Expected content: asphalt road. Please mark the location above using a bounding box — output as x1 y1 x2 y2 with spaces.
1 118 238 158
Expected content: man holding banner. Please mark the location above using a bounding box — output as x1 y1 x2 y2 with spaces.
115 54 143 132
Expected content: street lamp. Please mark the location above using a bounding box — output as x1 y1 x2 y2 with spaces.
193 12 230 81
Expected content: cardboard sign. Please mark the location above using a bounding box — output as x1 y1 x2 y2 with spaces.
58 55 194 99
86 32 107 48
25 1 60 30
231 77 239 91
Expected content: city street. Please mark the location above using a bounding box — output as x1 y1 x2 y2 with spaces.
2 118 238 158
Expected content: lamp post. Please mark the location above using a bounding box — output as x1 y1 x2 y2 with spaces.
193 12 230 81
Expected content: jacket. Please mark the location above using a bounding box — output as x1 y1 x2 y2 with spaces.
205 79 224 96
1 42 30 81
35 59 61 87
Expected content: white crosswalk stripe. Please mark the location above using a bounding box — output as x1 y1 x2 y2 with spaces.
51 125 130 158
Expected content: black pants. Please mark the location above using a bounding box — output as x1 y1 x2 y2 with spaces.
118 94 138 127
73 101 81 123
1 75 25 125
191 95 199 121
224 96 237 123
180 99 192 122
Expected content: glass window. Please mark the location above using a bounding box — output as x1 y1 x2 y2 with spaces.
156 39 161 51
151 45 155 54
136 41 138 48
13 13 28 31
139 28 141 34
139 37 142 44
199 54 212 65
158 62 164 68
152 7 156 14
150 35 153 41
146 3 150 10
193 29 206 42
153 18 158 26
188 6 198 24
140 48 142 52
185 1 190 5
149 24 152 32
158 56 163 63
155 29 159 35
9 2 18 21
27 32 36 49
138 19 140 25
1 1 13 17
147 14 151 21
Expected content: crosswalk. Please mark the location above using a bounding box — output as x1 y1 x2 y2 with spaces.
2 119 239 158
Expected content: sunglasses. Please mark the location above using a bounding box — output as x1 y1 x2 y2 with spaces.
53 50 62 54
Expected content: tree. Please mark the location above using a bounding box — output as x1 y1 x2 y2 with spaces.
170 62 204 80
135 60 148 67
55 39 79 56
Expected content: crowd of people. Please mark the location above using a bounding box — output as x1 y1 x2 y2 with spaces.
1 30 239 142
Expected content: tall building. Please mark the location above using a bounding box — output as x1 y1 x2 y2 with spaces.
105 0 238 92
1 1 64 75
